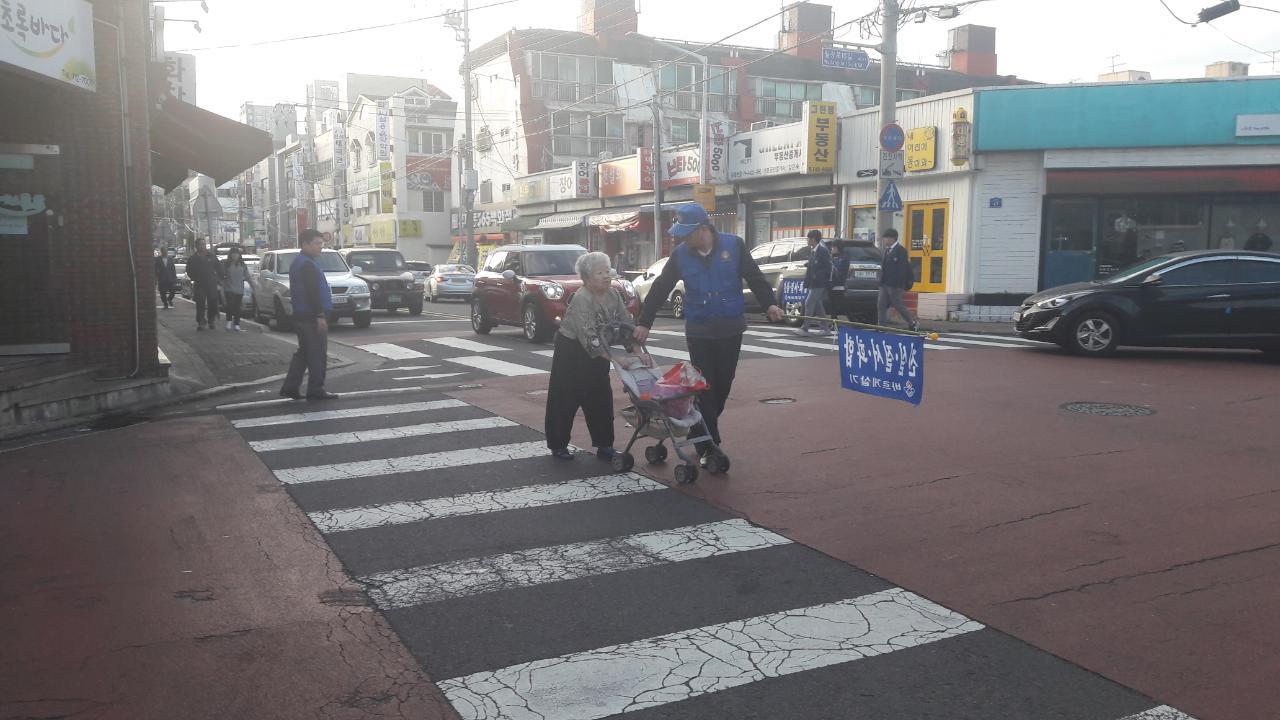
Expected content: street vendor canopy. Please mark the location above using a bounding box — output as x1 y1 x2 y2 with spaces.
150 97 273 190
535 211 593 230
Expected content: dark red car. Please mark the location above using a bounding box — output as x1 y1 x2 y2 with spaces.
471 244 640 342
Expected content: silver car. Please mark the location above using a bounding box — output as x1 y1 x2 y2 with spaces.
426 264 476 302
249 249 372 330
632 257 686 319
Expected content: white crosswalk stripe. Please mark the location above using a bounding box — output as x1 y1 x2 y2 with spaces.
231 399 468 428
248 416 518 452
357 343 430 360
445 355 548 377
273 441 548 484
425 337 508 353
930 336 1030 349
740 343 813 358
946 332 1048 346
1117 707 1198 720
392 372 466 381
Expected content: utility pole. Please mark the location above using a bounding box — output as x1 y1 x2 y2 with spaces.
651 96 664 263
461 0 476 267
874 0 898 239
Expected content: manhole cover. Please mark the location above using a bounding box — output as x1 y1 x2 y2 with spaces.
760 397 796 405
1061 402 1155 417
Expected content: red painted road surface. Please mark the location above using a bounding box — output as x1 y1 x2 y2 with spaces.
458 343 1280 720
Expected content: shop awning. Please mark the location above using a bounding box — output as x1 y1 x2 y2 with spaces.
150 97 274 191
535 211 593 229
499 215 544 232
588 209 644 233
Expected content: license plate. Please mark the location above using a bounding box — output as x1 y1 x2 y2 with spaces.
1012 310 1022 322
387 294 402 303
332 295 348 304
854 270 877 279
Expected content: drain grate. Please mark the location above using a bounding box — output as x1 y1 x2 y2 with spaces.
1061 402 1155 417
760 397 797 405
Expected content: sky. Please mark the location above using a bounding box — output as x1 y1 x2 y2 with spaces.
162 0 1280 122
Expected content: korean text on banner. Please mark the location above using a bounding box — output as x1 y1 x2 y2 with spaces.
838 327 924 405
780 278 806 305
375 101 390 162
804 101 838 174
0 0 95 91
379 162 394 214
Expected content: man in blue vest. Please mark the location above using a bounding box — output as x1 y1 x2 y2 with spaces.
279 229 339 401
636 203 783 461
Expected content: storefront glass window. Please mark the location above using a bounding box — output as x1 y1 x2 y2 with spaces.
1211 202 1278 252
748 194 837 246
1098 199 1209 277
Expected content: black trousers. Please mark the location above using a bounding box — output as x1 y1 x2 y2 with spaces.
193 283 220 326
686 332 744 449
224 292 244 323
157 285 176 307
281 320 328 395
545 332 614 451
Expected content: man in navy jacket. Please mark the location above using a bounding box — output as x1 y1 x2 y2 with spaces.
798 229 833 335
877 228 917 331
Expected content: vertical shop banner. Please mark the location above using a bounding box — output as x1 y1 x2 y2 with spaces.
838 327 924 406
375 100 390 162
804 101 837 174
163 52 196 104
332 124 347 171
379 161 394 214
0 0 95 91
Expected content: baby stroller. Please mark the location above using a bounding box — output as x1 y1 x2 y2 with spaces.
597 320 726 485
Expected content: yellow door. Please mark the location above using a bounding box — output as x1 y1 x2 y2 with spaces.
905 201 948 293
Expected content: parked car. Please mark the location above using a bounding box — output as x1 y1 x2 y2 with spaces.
337 248 424 315
405 260 434 285
632 256 686 319
249 249 372 331
1015 250 1280 357
471 244 640 342
775 239 882 324
426 264 477 303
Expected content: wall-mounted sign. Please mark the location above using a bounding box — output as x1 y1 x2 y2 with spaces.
805 101 837 174
905 126 937 173
164 52 196 104
332 124 347 171
1236 114 1280 137
370 218 396 246
378 161 394 214
989 197 1003 209
398 219 422 237
729 101 837 181
375 100 390 161
0 192 47 235
514 175 548 205
707 121 732 183
599 151 655 198
662 145 701 188
543 160 597 201
693 184 716 213
0 0 95 91
406 154 451 191
950 107 972 167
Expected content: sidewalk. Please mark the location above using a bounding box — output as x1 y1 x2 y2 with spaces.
0 415 459 720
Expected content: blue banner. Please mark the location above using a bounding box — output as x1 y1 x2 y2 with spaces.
838 327 924 405
780 277 806 305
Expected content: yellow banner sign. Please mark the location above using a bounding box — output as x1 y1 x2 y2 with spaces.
370 218 396 246
379 161 395 214
398 219 422 238
693 184 716 213
905 127 937 173
804 101 838 174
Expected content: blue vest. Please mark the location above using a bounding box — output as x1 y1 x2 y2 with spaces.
675 233 745 323
289 253 333 317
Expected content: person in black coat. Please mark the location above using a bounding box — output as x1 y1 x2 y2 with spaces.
185 244 222 330
797 229 833 335
154 250 179 309
877 229 917 331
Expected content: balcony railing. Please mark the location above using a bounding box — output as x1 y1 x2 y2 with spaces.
533 81 617 104
551 137 626 158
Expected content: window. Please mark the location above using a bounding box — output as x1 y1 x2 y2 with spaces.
898 89 922 101
414 189 445 213
365 133 376 167
366 191 380 215
480 180 493 204
668 118 700 145
791 244 811 263
1099 199 1209 276
1234 259 1280 284
1159 260 1232 286
551 111 624 157
411 130 448 154
346 251 405 271
531 53 616 103
350 140 363 171
766 244 791 265
484 251 507 272
656 63 736 113
750 244 774 261
522 249 580 276
754 78 822 119
853 85 879 106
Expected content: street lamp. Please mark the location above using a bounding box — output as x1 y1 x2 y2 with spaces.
629 33 710 185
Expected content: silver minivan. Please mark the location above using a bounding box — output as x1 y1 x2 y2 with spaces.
249 249 373 331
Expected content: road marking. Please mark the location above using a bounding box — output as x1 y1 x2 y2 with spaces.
740 343 813 358
531 350 556 358
1116 707 1199 720
425 337 508 353
357 342 430 360
439 587 982 720
373 365 440 372
274 441 548 485
445 355 548 377
394 373 467 381
249 416 518 452
230 399 468 428
946 332 1047 346
925 343 961 351
745 333 838 351
932 336 1029 349
645 329 687 338
372 319 473 324
216 387 443 411
311 471 652 534
642 345 691 361
362 519 791 610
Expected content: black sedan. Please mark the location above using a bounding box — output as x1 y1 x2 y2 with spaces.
1015 250 1280 357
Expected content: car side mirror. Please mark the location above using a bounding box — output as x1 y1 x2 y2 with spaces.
502 269 517 282
351 265 363 273
1142 274 1163 287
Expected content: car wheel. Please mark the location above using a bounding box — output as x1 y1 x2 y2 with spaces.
409 300 423 316
428 285 438 302
1069 311 1120 356
353 311 372 329
251 297 265 323
471 297 494 335
273 297 293 333
670 291 685 320
523 302 552 343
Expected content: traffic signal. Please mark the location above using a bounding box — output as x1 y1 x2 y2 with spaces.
1198 0 1240 23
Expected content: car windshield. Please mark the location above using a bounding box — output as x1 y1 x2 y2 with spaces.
438 265 475 274
277 251 350 273
1103 255 1176 284
523 250 582 277
347 252 405 271
841 244 881 262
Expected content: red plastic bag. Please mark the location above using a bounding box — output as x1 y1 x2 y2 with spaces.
654 361 708 395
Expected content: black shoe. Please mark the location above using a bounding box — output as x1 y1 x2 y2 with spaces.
196 324 204 331
306 391 339 401
279 390 304 400
596 447 619 461
551 448 575 460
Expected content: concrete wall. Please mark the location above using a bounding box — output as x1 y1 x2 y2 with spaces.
970 152 1045 295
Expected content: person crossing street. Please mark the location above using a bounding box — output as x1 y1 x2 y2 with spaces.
635 203 783 466
796 229 833 336
279 229 338 401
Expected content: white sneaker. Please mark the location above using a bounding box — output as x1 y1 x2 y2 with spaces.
234 324 245 332
225 321 232 330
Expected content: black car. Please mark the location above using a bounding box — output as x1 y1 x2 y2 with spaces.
338 248 424 315
1016 250 1280 357
776 239 884 323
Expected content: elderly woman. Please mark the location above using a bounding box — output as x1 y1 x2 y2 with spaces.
545 251 630 461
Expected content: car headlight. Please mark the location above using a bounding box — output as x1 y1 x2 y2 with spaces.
621 280 636 300
370 282 380 291
1035 293 1083 309
540 282 565 300
405 280 414 290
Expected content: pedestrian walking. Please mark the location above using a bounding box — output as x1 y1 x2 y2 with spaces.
877 228 917 331
220 246 250 331
154 249 178 309
279 229 338 401
185 244 222 330
635 203 783 463
544 252 631 462
796 229 833 335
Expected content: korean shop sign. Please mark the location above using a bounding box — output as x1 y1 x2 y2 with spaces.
905 126 937 173
0 0 96 91
804 101 837 174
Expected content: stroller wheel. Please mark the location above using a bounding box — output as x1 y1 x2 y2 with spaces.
674 464 698 485
611 451 635 474
645 444 668 465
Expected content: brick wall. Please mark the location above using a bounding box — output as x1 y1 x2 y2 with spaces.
0 0 159 376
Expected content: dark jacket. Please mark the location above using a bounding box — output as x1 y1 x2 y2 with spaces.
185 253 221 287
154 256 179 289
878 243 914 290
289 253 333 320
804 241 831 289
829 248 849 287
638 234 776 339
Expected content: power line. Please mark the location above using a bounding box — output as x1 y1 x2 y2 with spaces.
1205 20 1275 56
1155 0 1198 24
1240 2 1280 12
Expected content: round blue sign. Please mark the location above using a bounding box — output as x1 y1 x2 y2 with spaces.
880 124 905 152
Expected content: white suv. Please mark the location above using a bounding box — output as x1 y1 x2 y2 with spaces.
249 249 372 331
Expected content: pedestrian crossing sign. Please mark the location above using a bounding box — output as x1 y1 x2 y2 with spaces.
878 181 903 213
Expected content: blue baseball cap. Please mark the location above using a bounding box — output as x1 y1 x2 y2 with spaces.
669 203 709 238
